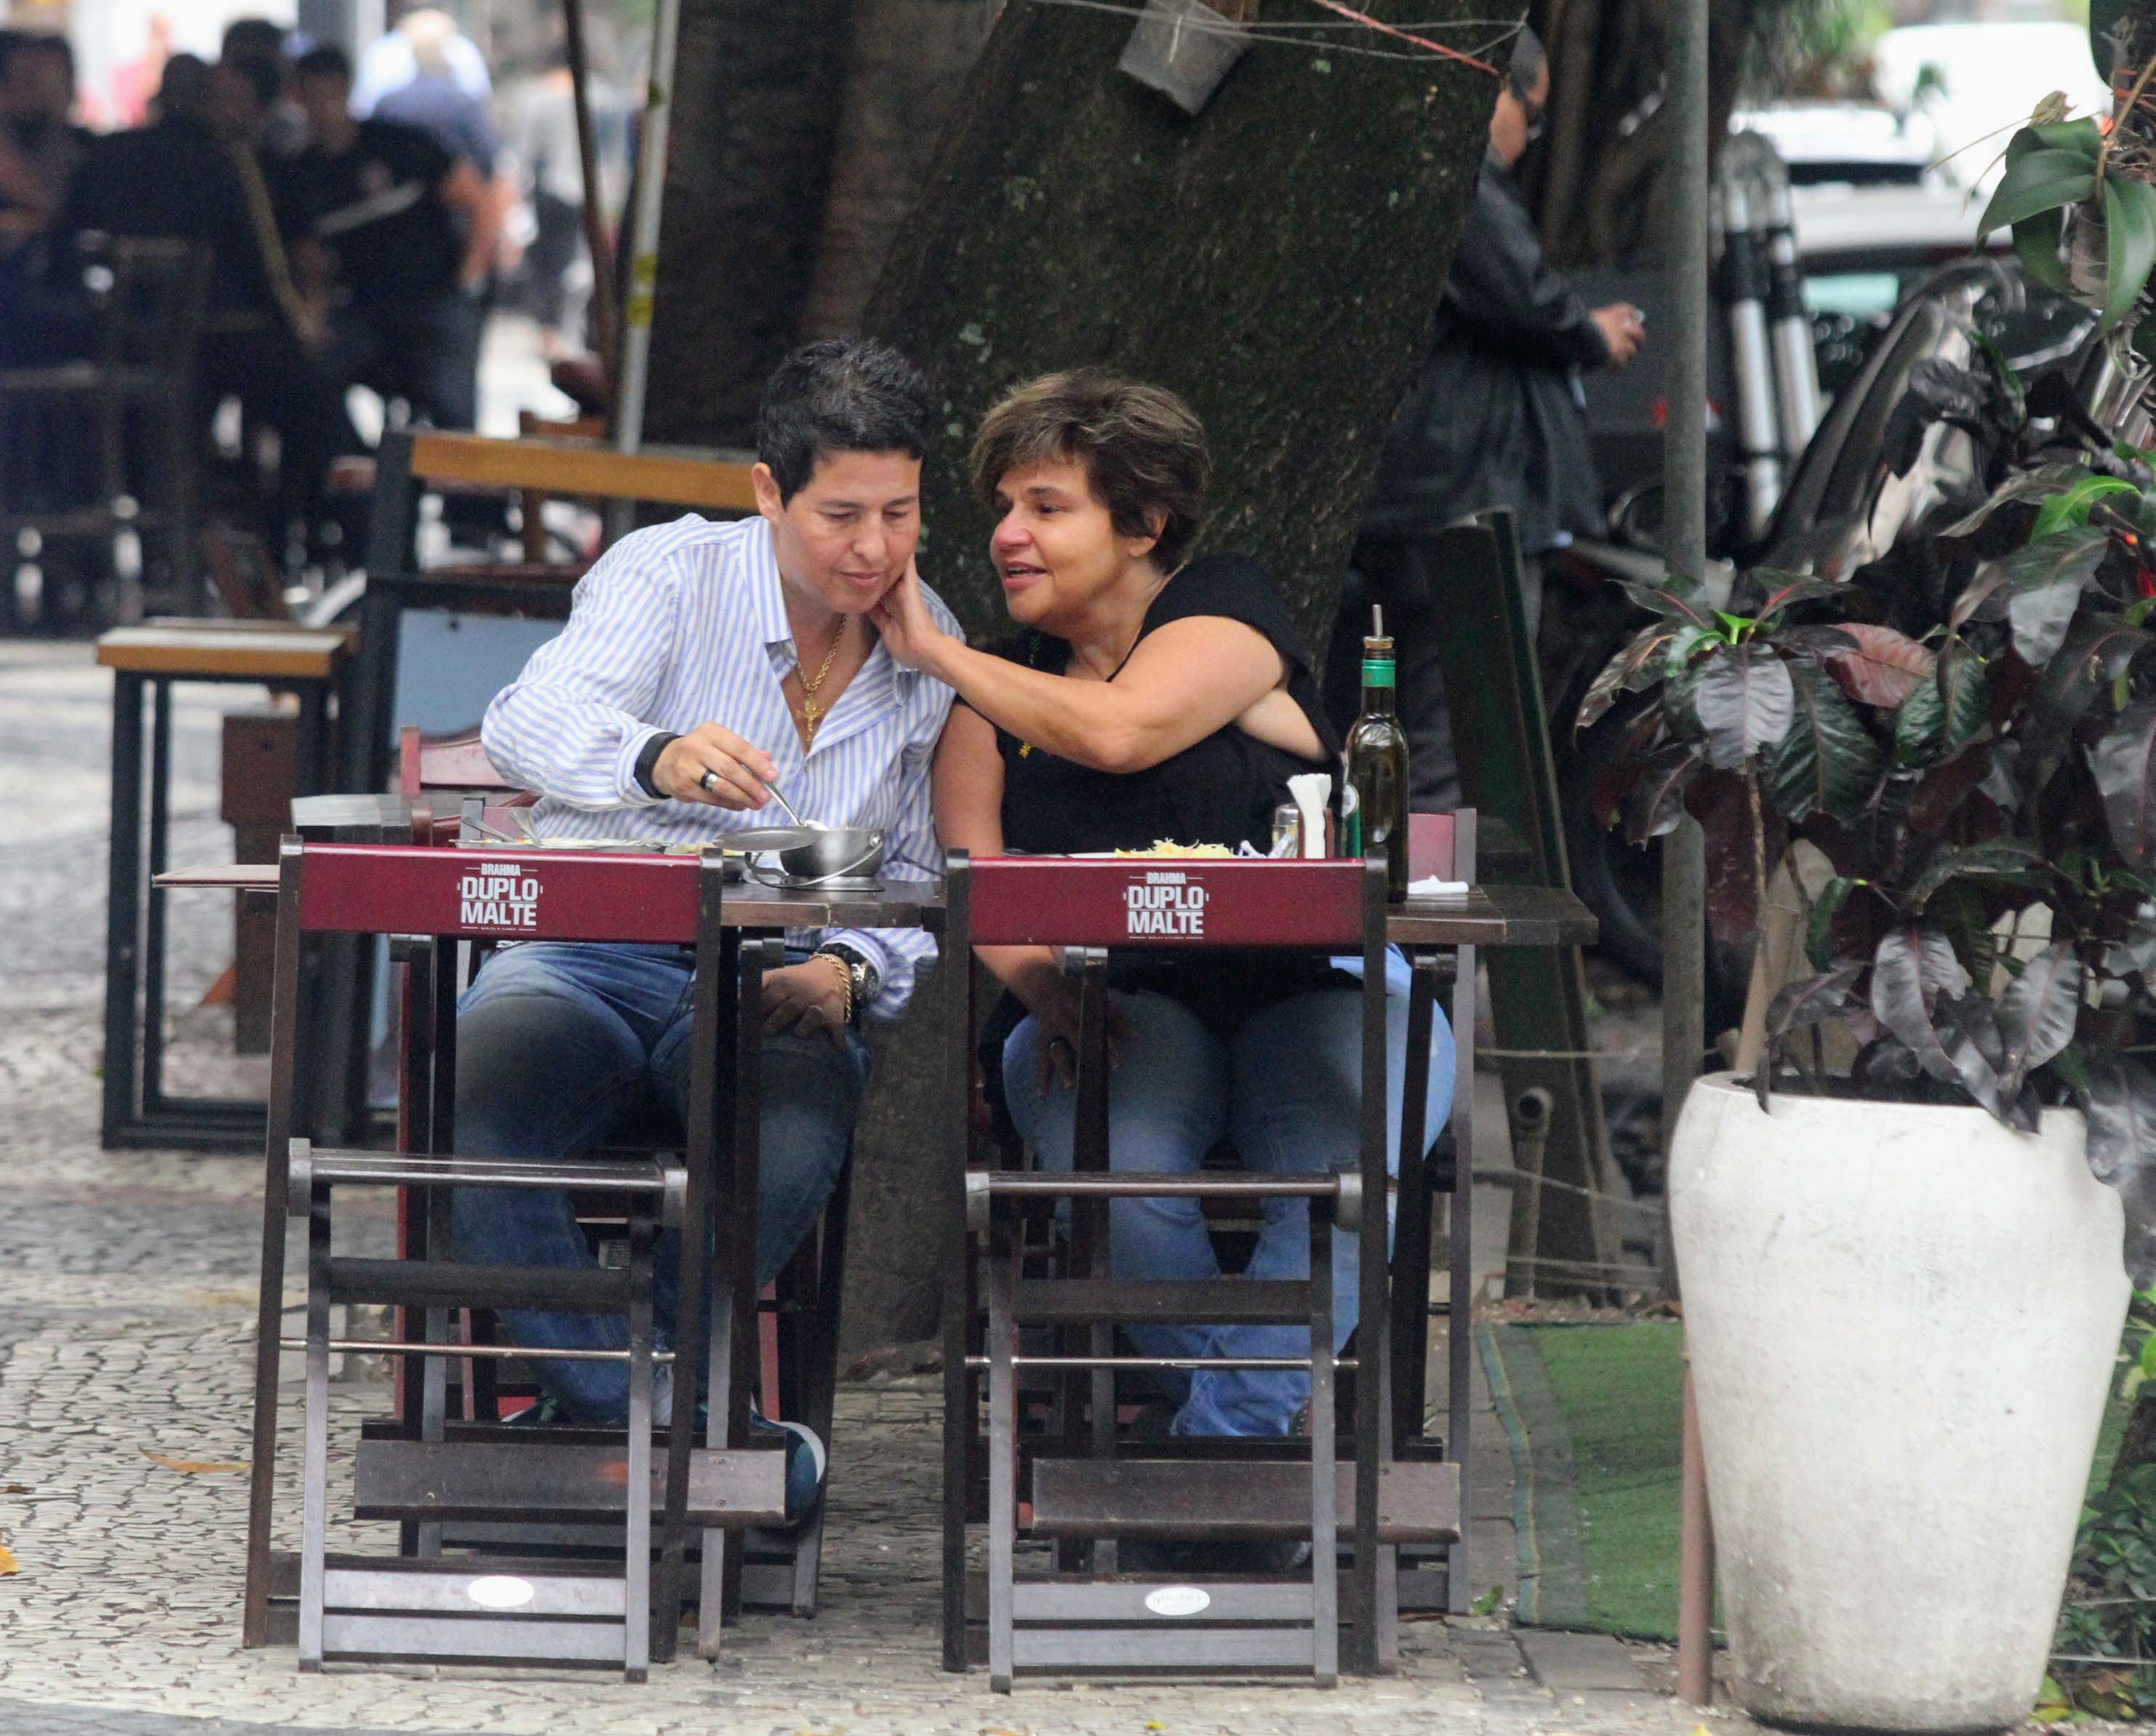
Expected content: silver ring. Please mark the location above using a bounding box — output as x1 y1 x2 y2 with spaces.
699 769 720 794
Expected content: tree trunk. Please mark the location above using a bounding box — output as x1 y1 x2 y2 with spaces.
644 0 1499 1354
644 0 852 450
863 0 1504 652
1526 0 1750 266
798 0 998 340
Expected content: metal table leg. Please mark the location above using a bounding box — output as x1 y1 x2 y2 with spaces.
101 669 144 1146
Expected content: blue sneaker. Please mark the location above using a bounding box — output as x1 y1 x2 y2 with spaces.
747 1407 827 1528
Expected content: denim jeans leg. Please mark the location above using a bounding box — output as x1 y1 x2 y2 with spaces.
1172 981 1458 1438
649 1005 870 1372
1002 990 1230 1379
451 942 695 1422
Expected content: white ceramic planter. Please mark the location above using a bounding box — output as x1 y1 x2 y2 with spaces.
1669 1074 2129 1732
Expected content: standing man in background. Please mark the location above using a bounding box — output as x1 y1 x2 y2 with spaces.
367 11 516 433
0 33 89 229
284 44 501 433
1335 25 1642 810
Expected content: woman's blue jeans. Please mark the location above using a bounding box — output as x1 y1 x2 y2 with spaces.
450 941 867 1423
1001 962 1456 1439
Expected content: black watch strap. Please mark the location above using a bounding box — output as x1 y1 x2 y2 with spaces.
633 732 680 799
819 943 878 1016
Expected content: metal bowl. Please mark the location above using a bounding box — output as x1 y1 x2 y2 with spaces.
775 827 886 885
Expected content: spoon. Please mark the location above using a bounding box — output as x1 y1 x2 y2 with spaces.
762 773 821 829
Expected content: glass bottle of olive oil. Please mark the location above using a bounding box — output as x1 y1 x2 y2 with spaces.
1343 606 1410 899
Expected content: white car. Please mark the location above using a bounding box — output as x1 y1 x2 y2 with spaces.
1873 20 2112 194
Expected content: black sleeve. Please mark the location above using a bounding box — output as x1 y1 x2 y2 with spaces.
374 119 454 190
1444 176 1611 374
1146 555 1316 680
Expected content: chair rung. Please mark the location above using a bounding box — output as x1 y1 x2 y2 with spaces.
326 1257 633 1314
322 1559 627 1618
294 1146 677 1194
353 1437 785 1526
969 1572 1318 1623
320 1611 625 1666
1027 1457 1459 1544
1013 1278 1312 1325
288 1142 682 1226
1012 1626 1317 1672
987 1172 1345 1200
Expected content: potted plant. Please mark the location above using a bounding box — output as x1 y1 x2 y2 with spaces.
1586 324 2156 1721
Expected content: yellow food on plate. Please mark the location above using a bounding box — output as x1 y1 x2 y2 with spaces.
1113 840 1235 859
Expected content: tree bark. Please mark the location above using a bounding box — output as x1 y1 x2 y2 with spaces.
798 0 999 341
863 0 1504 654
644 0 1499 1354
644 0 853 450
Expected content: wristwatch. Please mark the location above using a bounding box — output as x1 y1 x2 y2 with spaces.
816 943 879 1019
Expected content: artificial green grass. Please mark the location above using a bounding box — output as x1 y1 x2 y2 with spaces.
1527 1322 1686 1641
1507 1319 2136 1642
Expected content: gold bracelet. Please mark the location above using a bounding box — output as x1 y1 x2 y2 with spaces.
819 950 852 1025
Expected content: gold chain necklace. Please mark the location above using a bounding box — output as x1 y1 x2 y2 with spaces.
793 621 846 747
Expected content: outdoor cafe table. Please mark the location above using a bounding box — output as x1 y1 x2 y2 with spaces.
153 845 1594 1664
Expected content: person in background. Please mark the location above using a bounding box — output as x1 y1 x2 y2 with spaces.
505 42 594 358
350 6 489 116
220 17 305 158
0 33 89 230
62 52 352 544
372 10 502 171
366 13 513 431
99 11 171 131
284 44 498 433
1335 25 1641 812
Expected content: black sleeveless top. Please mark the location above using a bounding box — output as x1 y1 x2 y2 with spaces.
966 554 1352 1050
979 553 1340 856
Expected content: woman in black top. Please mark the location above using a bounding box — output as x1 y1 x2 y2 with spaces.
873 371 1455 1448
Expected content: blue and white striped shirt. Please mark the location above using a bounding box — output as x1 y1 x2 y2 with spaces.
481 513 963 1018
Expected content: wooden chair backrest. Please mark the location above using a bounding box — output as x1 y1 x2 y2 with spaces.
1408 812 1466 883
406 430 758 515
963 856 1379 952
397 725 521 800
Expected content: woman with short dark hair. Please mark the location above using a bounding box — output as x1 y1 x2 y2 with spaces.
872 371 1455 1479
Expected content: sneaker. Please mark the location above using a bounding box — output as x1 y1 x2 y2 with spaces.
747 1407 827 1528
502 1391 566 1427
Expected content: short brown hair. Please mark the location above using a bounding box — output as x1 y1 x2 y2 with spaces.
971 371 1209 571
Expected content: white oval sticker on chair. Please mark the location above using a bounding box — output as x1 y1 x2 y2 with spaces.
466 1575 537 1610
1144 1585 1211 1617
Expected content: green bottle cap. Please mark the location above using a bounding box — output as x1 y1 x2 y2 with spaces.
1362 656 1395 686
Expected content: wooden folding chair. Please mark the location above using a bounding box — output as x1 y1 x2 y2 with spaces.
242 841 785 1676
939 852 1462 1689
386 725 854 1624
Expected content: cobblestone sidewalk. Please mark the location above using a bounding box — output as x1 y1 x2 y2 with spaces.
0 643 1733 1736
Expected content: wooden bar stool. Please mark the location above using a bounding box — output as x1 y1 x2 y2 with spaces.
96 620 348 1150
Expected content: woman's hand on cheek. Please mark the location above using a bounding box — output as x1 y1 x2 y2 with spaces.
870 559 945 673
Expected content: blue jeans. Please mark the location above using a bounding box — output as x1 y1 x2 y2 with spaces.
1001 964 1455 1439
452 941 867 1423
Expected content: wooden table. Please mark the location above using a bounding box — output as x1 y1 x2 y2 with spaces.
98 622 350 1151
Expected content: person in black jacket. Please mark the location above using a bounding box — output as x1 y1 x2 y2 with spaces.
1335 26 1640 810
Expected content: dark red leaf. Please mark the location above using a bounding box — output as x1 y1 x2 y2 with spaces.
1823 624 1938 709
